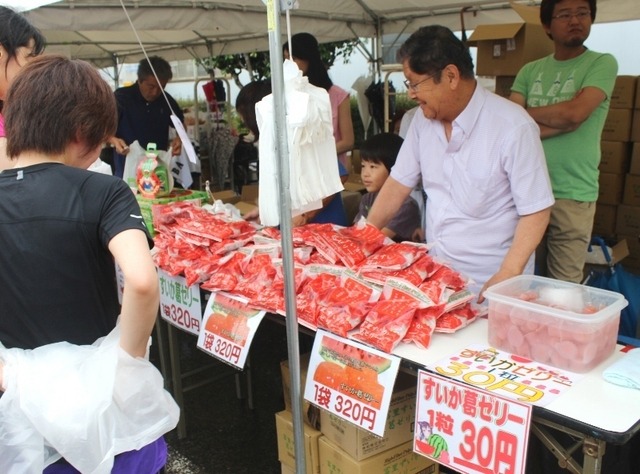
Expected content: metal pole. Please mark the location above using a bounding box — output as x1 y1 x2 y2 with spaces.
265 1 306 473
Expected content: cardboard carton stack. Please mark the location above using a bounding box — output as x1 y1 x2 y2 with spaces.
276 354 322 474
468 3 553 98
597 76 640 273
277 365 437 474
317 372 438 474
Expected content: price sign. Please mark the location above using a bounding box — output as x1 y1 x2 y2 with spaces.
303 329 401 436
414 370 532 474
428 344 582 407
197 292 265 369
158 269 203 335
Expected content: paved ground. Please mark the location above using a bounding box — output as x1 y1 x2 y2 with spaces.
159 319 295 473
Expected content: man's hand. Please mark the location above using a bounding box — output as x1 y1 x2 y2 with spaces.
170 137 182 156
243 207 260 222
107 136 130 155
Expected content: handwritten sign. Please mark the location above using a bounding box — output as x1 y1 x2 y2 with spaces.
158 269 203 335
415 370 532 474
428 344 583 406
303 329 401 436
197 292 265 369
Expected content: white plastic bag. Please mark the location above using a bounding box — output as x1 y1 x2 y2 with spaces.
0 327 179 474
122 141 174 194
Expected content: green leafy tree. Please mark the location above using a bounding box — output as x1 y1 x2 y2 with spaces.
200 39 359 88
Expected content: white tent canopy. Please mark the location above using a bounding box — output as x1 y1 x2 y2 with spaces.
25 0 640 69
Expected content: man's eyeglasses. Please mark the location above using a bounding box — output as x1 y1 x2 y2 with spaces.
551 10 591 22
404 70 440 93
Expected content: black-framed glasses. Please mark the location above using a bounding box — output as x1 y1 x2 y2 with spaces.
551 10 591 22
404 70 441 93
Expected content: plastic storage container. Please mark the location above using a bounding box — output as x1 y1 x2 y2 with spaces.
484 275 628 373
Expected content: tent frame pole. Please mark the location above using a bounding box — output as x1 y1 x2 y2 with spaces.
265 2 307 473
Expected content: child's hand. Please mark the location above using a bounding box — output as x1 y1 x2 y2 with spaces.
412 227 425 243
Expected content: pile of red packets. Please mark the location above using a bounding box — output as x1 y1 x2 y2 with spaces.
152 201 479 353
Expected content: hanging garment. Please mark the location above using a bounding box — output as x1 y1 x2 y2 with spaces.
256 60 343 226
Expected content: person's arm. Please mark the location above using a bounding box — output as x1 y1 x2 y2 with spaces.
477 207 551 303
170 136 182 156
108 229 160 358
293 194 337 226
366 176 413 230
106 136 130 155
335 97 354 155
510 88 605 137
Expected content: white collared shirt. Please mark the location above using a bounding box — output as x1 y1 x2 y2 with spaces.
391 84 554 292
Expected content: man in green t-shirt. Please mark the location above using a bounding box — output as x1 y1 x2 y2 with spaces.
510 0 617 283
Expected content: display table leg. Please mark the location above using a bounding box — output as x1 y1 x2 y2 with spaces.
153 317 171 389
531 415 605 474
167 322 187 440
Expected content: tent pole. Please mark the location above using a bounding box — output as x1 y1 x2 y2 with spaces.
265 2 307 474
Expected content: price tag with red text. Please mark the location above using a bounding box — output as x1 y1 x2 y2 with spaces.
414 370 532 474
158 268 203 335
303 329 401 436
197 292 265 369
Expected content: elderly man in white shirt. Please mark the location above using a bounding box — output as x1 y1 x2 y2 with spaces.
367 25 554 301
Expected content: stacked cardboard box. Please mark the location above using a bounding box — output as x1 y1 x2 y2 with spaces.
275 410 322 474
319 371 416 461
467 3 553 98
318 437 437 474
316 372 437 473
277 354 322 473
598 76 640 273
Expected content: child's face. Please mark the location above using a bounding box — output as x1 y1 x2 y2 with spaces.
360 159 389 193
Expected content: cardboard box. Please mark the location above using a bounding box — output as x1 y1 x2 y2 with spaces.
583 239 631 280
616 204 640 235
624 173 640 206
618 234 640 271
631 143 640 174
632 108 640 142
320 372 417 461
227 184 260 217
602 108 633 142
610 76 638 109
599 141 631 174
598 172 625 205
585 239 630 266
233 200 258 217
467 3 553 76
241 184 259 203
275 410 322 474
211 189 240 204
281 354 320 429
318 437 438 474
281 463 295 474
592 203 618 237
494 75 516 98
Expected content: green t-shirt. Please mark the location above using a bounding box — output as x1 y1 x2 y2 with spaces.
511 50 618 201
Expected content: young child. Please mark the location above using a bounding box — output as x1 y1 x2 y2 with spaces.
354 132 422 242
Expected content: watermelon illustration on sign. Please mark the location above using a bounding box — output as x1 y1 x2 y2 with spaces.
314 335 389 409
